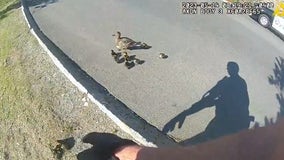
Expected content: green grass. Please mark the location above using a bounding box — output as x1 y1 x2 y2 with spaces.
0 1 31 122
0 0 20 20
0 3 76 159
0 0 19 10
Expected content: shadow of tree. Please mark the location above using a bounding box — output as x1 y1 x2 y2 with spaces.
255 57 284 128
268 57 284 117
25 0 58 8
0 1 21 20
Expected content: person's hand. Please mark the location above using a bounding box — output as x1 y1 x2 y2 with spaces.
162 113 186 133
77 132 137 160
114 145 143 160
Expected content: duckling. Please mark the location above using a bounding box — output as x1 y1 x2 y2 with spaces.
134 59 145 65
111 50 120 63
141 42 151 48
112 31 137 51
122 51 131 62
111 50 118 57
125 60 135 69
159 53 168 59
52 143 64 159
56 137 75 150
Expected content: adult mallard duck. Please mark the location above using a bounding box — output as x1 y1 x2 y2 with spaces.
112 32 134 62
112 31 152 51
112 31 138 51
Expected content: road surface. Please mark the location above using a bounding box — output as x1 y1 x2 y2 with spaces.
28 0 284 142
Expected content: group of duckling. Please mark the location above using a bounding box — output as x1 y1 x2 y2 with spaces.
111 31 167 69
111 49 145 69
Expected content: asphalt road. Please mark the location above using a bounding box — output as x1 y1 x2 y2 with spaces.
29 0 284 141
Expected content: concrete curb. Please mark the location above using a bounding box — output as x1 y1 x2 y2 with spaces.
20 0 177 147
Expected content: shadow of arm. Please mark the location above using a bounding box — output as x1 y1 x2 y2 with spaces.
162 98 213 133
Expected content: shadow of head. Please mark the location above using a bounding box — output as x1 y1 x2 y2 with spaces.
227 61 239 77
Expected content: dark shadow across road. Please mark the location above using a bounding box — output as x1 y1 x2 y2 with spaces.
163 62 254 145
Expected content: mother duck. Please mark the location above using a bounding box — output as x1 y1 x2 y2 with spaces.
112 31 141 51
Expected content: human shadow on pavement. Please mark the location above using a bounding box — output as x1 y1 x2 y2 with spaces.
25 0 58 8
268 57 284 117
162 62 254 145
